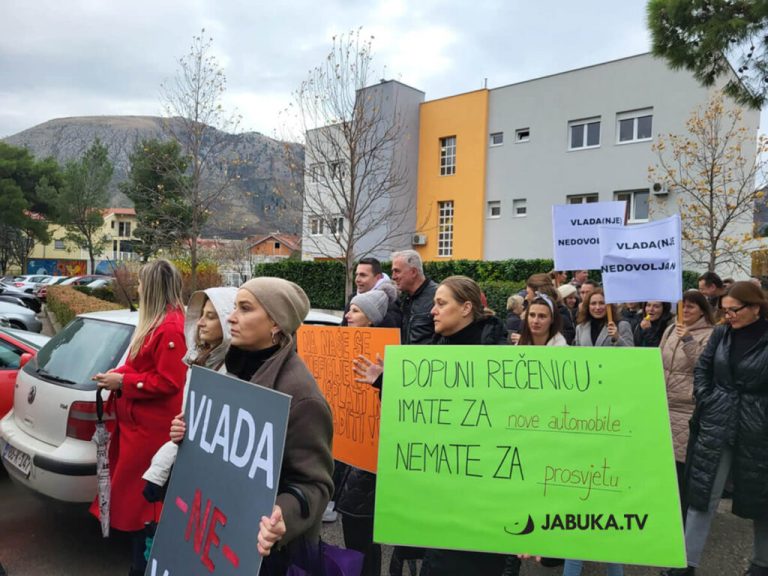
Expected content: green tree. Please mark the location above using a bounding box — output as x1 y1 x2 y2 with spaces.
0 142 61 273
160 29 241 291
54 140 113 273
650 93 767 272
120 139 192 261
648 0 768 108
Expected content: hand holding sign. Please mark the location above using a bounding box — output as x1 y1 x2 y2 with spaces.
353 353 384 385
258 505 286 557
170 412 185 444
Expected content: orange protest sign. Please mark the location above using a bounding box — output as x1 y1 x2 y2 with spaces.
297 325 400 472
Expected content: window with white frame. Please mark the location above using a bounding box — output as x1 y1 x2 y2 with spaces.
437 201 454 257
54 239 65 250
513 198 527 217
567 194 599 204
489 132 504 146
330 216 344 236
617 109 653 143
309 163 324 182
440 136 456 176
487 201 501 218
310 217 324 236
118 221 131 237
614 189 650 223
515 128 530 143
568 118 601 150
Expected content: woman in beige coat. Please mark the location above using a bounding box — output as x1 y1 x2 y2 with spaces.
660 290 715 510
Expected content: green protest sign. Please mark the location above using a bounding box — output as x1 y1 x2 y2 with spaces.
373 345 685 568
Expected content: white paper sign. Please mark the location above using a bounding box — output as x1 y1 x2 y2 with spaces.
552 202 626 270
598 215 683 304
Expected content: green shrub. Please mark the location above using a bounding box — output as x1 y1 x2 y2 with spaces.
74 285 118 303
252 260 346 309
478 280 526 316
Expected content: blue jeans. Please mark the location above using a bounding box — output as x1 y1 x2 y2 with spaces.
562 560 624 576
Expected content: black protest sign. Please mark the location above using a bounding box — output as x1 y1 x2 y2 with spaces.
146 366 290 576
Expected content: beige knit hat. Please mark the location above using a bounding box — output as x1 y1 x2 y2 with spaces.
239 277 310 334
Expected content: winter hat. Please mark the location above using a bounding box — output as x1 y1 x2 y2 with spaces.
239 277 310 334
376 280 398 304
350 289 389 326
557 284 577 301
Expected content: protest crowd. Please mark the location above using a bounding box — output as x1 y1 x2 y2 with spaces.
82 249 767 576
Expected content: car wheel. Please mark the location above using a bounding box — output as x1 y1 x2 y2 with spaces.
9 320 25 330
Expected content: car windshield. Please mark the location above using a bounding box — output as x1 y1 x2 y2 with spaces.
30 317 134 388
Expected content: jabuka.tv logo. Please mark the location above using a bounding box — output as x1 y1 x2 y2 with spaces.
504 513 649 535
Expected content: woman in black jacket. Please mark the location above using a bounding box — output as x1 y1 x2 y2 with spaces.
662 282 768 576
420 275 508 576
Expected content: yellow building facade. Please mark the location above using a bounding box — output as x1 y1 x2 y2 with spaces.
414 89 488 261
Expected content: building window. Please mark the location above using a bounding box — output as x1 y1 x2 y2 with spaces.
515 128 530 143
437 201 454 257
489 132 504 146
614 190 650 223
113 240 118 252
513 199 527 217
110 220 115 229
330 161 347 181
330 216 344 236
309 163 324 182
118 221 131 237
440 136 456 176
568 118 601 150
617 109 653 143
310 217 324 236
487 201 501 219
54 239 65 250
274 242 281 250
567 194 599 204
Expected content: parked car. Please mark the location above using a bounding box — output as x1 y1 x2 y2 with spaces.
85 278 114 289
0 307 339 503
11 275 52 294
0 316 10 328
0 328 50 418
0 308 137 502
0 301 42 332
33 277 71 302
0 284 42 313
60 275 110 287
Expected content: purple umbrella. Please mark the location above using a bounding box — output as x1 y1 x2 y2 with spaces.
92 388 111 537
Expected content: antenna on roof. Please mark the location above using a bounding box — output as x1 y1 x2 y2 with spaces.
484 78 488 89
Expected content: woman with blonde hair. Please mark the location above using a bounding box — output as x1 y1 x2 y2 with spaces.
91 259 188 576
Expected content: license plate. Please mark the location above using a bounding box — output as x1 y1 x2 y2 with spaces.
2 442 32 477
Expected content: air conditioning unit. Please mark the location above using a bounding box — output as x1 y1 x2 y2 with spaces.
411 233 427 246
652 182 670 196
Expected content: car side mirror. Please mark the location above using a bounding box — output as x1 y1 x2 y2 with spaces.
19 353 33 368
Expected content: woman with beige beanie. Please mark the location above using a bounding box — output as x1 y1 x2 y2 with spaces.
173 277 334 575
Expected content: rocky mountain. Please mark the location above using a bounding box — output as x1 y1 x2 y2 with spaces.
2 116 303 238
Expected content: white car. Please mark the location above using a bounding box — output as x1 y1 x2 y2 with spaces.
0 309 137 502
0 307 339 502
11 275 52 293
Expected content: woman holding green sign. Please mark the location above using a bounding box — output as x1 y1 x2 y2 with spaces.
421 275 508 575
662 282 768 576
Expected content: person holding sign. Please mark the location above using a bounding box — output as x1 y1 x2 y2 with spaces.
225 278 333 574
573 288 633 348
659 290 714 514
421 275 508 575
633 301 674 347
337 288 391 576
90 259 187 576
664 282 768 576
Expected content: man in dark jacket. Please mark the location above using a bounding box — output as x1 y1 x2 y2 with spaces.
341 257 402 328
391 250 438 345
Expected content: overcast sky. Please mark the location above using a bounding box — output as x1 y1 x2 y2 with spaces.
0 0 751 140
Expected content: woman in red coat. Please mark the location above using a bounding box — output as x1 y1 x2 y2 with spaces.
91 259 187 576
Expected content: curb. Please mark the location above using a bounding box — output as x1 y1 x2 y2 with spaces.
42 304 62 335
